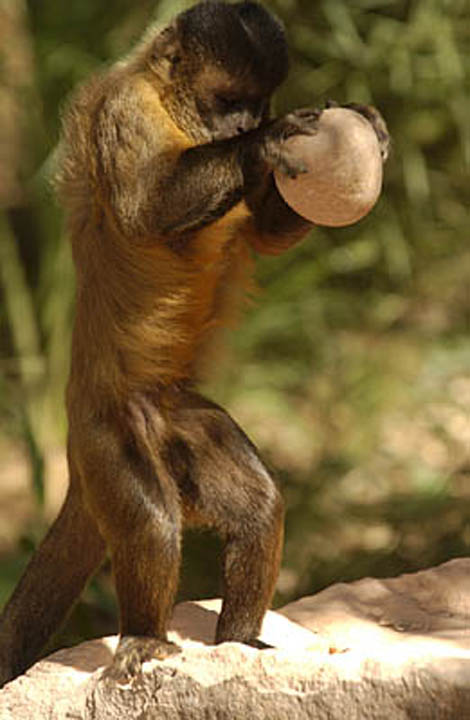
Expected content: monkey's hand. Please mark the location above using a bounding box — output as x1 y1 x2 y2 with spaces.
260 108 322 179
326 101 390 161
240 108 323 246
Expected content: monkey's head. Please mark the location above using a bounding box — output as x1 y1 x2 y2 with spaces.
146 1 289 141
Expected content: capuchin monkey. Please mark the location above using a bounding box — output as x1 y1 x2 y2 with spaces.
0 1 389 684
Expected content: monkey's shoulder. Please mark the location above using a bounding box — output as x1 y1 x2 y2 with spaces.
63 66 188 161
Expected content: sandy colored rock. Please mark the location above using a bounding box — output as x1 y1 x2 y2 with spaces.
1 559 470 719
281 557 470 652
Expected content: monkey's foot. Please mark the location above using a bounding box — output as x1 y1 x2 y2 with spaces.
244 638 274 650
216 634 274 651
105 635 181 683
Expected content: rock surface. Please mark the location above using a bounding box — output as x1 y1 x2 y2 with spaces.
1 559 470 719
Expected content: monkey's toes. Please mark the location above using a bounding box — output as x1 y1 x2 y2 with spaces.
244 638 275 650
105 636 181 683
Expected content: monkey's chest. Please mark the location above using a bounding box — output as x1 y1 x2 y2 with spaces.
183 202 253 336
121 202 253 386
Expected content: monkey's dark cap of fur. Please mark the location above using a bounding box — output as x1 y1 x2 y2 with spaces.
176 1 289 89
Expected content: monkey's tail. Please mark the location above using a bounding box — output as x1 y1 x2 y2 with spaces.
0 480 106 687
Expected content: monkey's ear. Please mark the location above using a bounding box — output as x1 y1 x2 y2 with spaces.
148 25 182 80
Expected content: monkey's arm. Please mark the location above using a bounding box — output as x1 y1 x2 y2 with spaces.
91 78 314 244
241 168 312 256
91 80 245 237
153 138 313 248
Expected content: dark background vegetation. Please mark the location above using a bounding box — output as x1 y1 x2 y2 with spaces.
0 0 469 651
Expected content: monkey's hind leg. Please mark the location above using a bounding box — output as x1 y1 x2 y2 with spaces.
0 476 106 687
165 396 285 647
77 412 182 682
215 451 284 646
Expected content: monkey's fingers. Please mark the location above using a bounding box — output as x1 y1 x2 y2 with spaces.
340 103 390 161
279 108 322 139
275 154 309 179
262 138 309 178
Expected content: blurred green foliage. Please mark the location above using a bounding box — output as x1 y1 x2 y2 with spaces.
0 0 469 645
